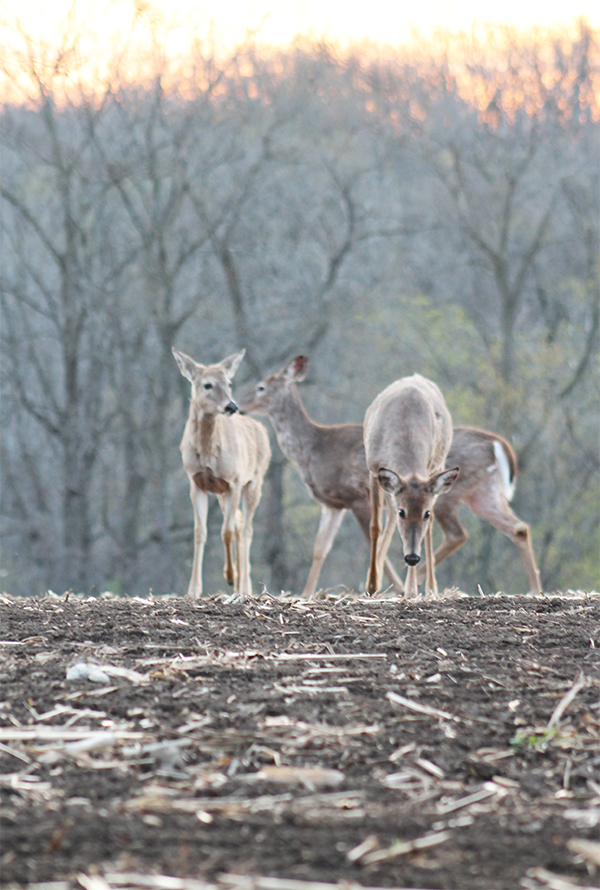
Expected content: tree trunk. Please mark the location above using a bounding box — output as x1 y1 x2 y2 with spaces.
62 450 92 592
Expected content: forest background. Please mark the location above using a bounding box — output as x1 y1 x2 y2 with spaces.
1 14 598 598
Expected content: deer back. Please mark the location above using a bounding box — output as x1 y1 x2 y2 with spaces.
364 374 453 478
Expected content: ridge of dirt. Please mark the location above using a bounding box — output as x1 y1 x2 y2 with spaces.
0 592 598 890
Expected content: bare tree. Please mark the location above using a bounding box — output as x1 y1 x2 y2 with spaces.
0 40 136 591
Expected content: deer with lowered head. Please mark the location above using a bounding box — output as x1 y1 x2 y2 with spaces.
173 348 271 599
241 356 542 597
364 373 460 597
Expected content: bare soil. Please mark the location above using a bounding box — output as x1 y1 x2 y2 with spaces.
0 592 599 890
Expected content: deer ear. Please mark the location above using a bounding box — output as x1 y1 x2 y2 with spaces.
378 468 403 493
220 350 246 380
172 348 199 383
429 466 460 495
284 355 308 383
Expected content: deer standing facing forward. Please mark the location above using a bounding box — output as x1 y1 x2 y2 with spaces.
365 374 459 597
173 348 271 599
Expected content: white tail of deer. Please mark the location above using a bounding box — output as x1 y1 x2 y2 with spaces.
173 348 271 599
364 374 459 597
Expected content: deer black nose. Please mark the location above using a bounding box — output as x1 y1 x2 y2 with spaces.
404 553 420 566
224 401 238 415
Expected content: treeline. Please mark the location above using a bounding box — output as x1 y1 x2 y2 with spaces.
1 24 598 596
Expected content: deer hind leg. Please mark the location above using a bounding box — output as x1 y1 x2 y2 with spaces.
366 473 383 594
237 480 264 598
463 482 542 595
514 528 542 595
188 483 209 600
383 557 405 593
234 508 243 593
417 496 468 585
302 505 346 598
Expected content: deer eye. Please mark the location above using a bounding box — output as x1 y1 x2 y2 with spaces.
423 510 431 520
257 384 266 393
203 382 213 390
398 509 406 519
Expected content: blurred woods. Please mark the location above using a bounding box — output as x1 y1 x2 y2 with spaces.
1 20 598 596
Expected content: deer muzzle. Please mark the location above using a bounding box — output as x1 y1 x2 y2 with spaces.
404 552 421 566
224 401 239 415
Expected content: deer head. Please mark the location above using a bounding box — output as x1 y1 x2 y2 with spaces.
240 355 308 415
378 467 459 565
172 348 245 416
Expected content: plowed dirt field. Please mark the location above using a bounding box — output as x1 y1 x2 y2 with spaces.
1 592 599 890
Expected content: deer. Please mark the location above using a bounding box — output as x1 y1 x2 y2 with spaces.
418 425 541 594
240 356 542 597
173 348 271 599
364 374 460 597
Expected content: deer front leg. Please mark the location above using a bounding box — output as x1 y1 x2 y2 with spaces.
366 473 383 594
424 518 438 598
352 501 404 593
187 483 209 600
417 498 468 585
302 505 346 598
375 497 397 588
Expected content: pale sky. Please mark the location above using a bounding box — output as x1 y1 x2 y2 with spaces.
1 0 598 104
208 0 599 46
4 0 599 56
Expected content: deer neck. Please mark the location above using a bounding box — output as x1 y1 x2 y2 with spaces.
268 387 317 468
191 403 218 459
